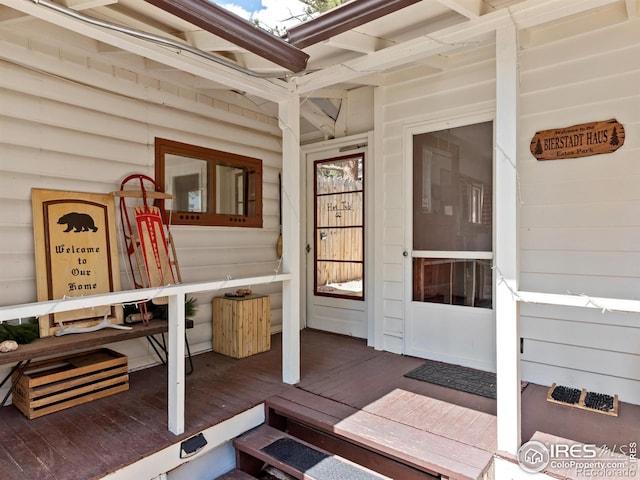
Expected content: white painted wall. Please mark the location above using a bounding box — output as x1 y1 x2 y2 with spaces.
378 12 640 403
518 15 640 403
0 21 284 385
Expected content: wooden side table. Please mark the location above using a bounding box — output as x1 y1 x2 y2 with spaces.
212 295 271 358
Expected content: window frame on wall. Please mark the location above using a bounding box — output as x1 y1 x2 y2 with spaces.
155 138 263 228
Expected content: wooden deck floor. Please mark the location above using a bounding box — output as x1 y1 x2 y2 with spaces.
0 329 638 479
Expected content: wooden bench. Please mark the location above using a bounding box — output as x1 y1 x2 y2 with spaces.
265 389 495 480
0 319 193 407
0 321 168 367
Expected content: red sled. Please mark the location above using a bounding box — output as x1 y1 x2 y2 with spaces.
116 174 181 307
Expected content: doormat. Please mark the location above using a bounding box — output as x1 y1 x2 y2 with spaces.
405 359 498 399
546 383 618 416
261 437 387 480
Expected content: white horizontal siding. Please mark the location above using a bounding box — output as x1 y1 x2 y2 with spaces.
522 302 640 328
521 362 640 404
0 23 283 377
519 16 640 402
521 251 640 277
521 225 640 251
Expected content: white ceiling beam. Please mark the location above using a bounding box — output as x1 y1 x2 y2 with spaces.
437 0 483 19
626 0 638 17
0 5 30 23
83 3 188 43
299 87 348 99
300 99 336 139
297 0 620 95
0 0 289 102
417 54 448 70
63 0 118 10
323 30 393 54
184 30 246 52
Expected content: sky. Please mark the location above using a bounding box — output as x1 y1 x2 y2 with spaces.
217 0 308 32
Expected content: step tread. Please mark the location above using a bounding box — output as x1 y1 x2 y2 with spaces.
234 424 391 480
266 389 493 480
215 468 256 479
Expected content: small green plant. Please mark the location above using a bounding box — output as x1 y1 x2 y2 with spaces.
184 296 198 318
0 317 39 343
137 296 199 321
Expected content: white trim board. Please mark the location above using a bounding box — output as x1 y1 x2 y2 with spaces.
101 405 265 480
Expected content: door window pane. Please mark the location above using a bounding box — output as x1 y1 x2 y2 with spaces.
413 122 493 252
314 155 364 300
413 258 492 308
412 122 493 308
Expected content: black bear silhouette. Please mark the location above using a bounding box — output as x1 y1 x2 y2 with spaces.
57 212 99 232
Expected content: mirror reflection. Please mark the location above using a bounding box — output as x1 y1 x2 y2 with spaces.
155 138 263 227
164 154 208 214
216 164 254 216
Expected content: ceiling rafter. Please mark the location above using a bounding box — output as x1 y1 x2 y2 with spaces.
183 30 246 52
0 5 30 23
63 0 118 10
143 0 308 72
437 0 484 18
91 7 188 45
285 0 422 48
0 0 290 102
300 99 336 139
0 0 113 23
296 0 621 95
322 30 393 54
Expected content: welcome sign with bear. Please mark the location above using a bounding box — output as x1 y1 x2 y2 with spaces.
32 189 123 337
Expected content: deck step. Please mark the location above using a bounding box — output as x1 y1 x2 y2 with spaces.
266 389 494 480
234 424 391 480
215 468 256 479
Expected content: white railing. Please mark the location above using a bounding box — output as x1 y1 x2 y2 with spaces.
0 273 292 435
516 291 640 314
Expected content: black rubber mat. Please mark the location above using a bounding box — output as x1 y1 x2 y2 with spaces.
261 437 386 480
550 385 581 404
584 391 615 412
404 359 497 399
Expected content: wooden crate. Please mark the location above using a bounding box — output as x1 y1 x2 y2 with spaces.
212 295 270 358
12 348 129 419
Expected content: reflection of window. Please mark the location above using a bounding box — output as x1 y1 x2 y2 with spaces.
468 184 484 224
155 138 262 227
173 173 202 212
413 258 492 308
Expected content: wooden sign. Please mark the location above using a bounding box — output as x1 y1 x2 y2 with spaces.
530 119 624 161
32 189 123 337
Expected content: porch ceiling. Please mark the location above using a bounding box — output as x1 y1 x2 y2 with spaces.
0 0 633 141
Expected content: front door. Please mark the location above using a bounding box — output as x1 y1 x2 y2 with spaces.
405 119 496 371
305 143 367 338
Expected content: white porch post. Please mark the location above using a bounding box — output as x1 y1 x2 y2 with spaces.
495 23 521 455
167 292 186 435
279 91 301 385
